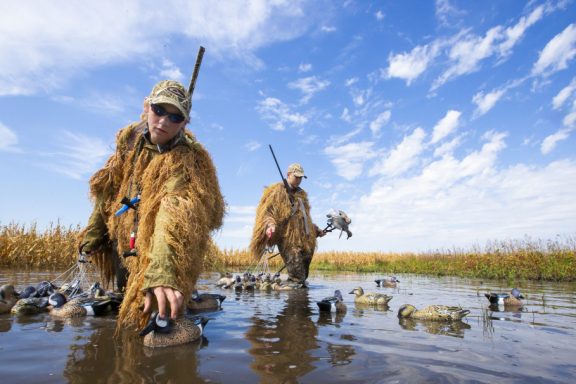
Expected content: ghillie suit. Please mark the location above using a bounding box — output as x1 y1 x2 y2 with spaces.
249 182 318 284
80 121 225 332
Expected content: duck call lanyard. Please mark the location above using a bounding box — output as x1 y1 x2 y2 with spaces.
123 134 145 257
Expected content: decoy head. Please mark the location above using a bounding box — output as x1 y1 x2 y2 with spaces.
397 304 416 318
36 281 56 297
349 287 364 296
139 311 172 336
511 288 524 299
20 286 38 299
48 292 68 308
334 290 344 302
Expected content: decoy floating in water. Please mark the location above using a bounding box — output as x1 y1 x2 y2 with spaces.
48 292 114 318
397 304 470 321
187 290 226 312
216 272 236 289
0 285 20 314
317 290 347 313
349 287 392 305
374 277 400 288
485 288 524 307
11 297 50 315
141 312 211 348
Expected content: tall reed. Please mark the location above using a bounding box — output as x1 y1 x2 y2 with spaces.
1 222 574 281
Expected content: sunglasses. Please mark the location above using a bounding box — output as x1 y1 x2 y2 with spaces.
150 103 185 124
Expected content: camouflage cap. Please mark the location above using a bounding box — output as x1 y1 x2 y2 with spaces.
287 163 307 178
148 80 191 120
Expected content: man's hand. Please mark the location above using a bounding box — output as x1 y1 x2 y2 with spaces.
266 224 275 239
143 286 184 320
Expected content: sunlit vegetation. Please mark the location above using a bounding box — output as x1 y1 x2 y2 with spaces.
1 222 575 281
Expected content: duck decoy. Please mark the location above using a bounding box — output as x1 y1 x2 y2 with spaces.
349 287 392 305
374 276 400 288
36 281 57 297
48 292 114 318
485 288 524 307
317 290 347 313
187 290 226 312
11 297 50 315
0 284 20 314
142 313 211 348
19 285 38 299
397 304 470 321
216 272 236 289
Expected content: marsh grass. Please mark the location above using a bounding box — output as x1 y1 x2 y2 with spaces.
1 222 574 281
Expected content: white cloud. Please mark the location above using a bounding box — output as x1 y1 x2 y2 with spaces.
324 141 377 180
158 59 185 82
42 130 112 179
298 63 312 72
0 122 20 152
369 110 391 137
498 5 545 58
552 77 576 109
350 158 576 252
321 26 336 33
430 110 461 144
375 11 384 21
245 140 261 151
256 97 308 131
532 23 576 76
369 127 426 177
385 43 440 85
541 128 572 154
433 136 462 158
472 89 506 118
288 76 330 104
435 0 466 28
0 0 328 96
433 27 502 90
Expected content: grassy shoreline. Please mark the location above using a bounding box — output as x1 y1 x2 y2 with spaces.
1 222 575 282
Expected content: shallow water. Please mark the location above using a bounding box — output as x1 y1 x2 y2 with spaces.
1 269 575 383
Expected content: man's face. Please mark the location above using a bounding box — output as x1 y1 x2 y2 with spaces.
146 102 187 145
287 172 303 188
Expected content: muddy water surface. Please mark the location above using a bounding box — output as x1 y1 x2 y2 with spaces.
1 269 575 383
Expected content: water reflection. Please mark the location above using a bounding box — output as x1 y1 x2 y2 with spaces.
60 318 207 383
316 311 345 326
245 290 318 384
398 317 471 338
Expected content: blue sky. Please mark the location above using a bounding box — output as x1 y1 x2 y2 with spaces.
1 0 575 253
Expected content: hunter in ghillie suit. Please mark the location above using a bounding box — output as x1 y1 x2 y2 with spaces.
79 79 225 343
249 163 325 286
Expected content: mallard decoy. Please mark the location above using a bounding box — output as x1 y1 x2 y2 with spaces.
0 284 20 314
317 290 347 313
349 287 392 305
19 285 38 299
141 312 210 348
187 290 226 312
485 288 524 307
48 292 114 318
36 281 57 297
397 304 470 321
374 276 400 288
11 297 50 315
216 272 236 289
